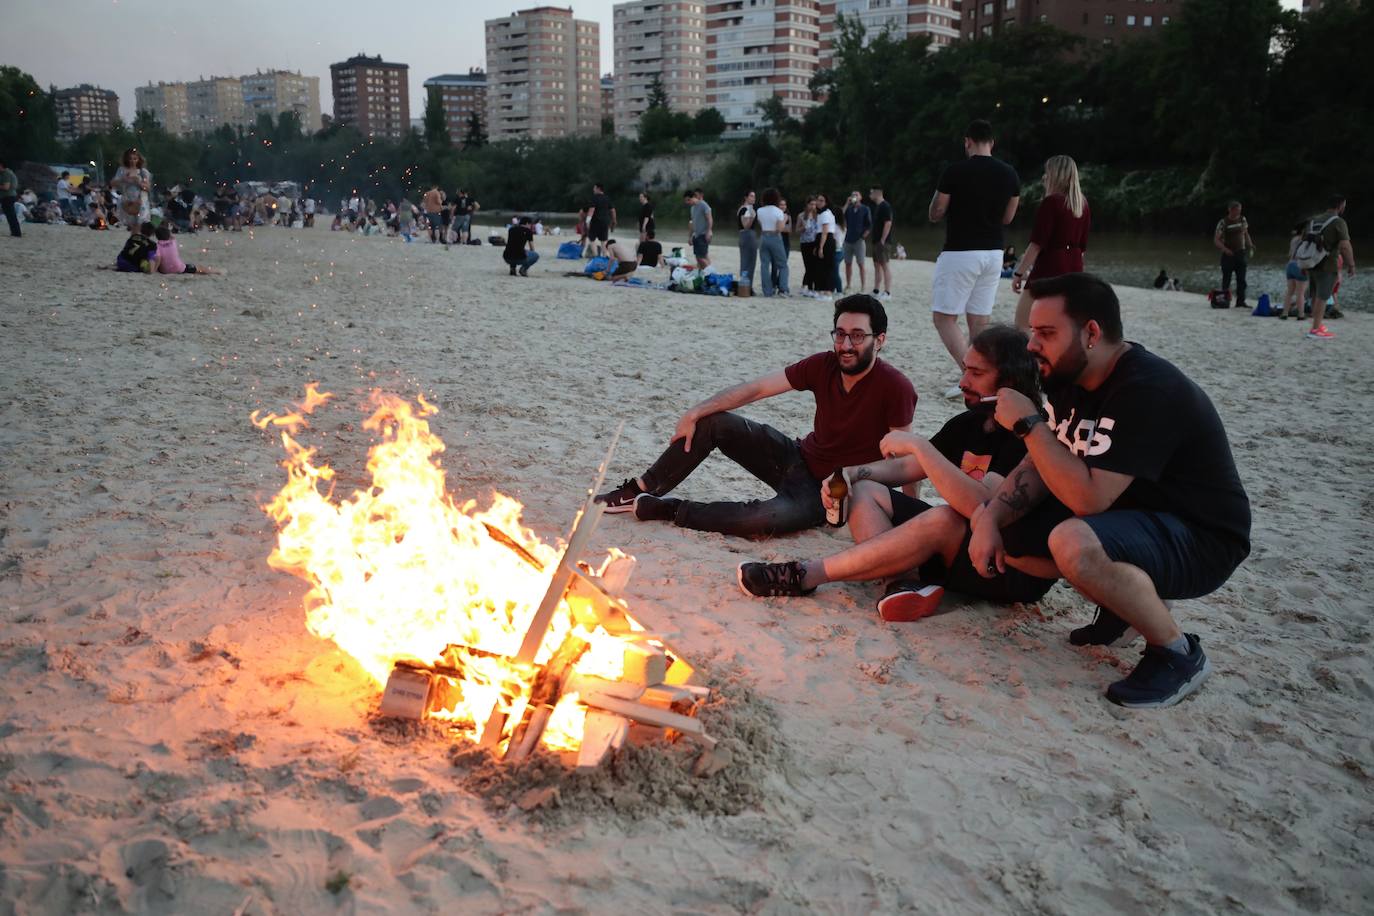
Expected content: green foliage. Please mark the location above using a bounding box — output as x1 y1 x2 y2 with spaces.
645 74 670 110
692 107 726 139
423 87 451 150
462 111 487 149
0 67 60 163
637 105 694 152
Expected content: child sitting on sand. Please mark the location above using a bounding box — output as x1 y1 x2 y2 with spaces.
155 224 222 275
115 222 158 272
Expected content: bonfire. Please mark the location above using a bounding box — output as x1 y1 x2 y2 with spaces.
252 386 712 769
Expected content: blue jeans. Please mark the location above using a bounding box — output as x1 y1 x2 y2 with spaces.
506 250 539 271
738 230 759 288
759 234 789 296
640 411 826 538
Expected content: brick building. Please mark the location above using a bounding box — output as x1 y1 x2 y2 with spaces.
819 0 960 64
422 69 488 146
485 6 602 139
54 85 120 142
330 54 411 140
961 0 1181 44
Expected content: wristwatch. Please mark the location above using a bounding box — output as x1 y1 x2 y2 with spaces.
1012 414 1044 439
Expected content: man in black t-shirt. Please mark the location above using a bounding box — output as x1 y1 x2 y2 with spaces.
738 326 1053 618
586 182 614 257
502 217 538 276
928 120 1021 393
869 187 894 298
636 229 664 268
454 189 478 244
971 272 1250 708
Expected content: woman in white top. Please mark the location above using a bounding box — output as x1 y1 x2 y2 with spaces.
755 187 790 297
812 193 837 296
112 148 151 232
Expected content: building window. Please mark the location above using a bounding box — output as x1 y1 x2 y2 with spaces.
1161 15 1170 23
1005 0 1015 9
981 23 993 35
982 2 993 14
1104 13 1114 24
1144 15 1153 24
1038 13 1048 22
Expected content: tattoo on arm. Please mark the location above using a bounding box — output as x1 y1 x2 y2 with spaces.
852 467 873 482
998 468 1033 514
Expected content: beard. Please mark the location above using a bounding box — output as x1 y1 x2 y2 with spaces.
1037 339 1089 395
838 341 877 375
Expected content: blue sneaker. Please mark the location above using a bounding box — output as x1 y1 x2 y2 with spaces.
1106 634 1211 708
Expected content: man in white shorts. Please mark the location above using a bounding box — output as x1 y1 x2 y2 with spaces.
928 119 1020 397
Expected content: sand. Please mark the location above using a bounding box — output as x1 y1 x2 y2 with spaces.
1 221 1371 915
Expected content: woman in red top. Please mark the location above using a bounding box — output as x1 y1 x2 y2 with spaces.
1012 155 1090 329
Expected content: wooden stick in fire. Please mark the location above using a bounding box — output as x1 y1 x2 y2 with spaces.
503 631 590 762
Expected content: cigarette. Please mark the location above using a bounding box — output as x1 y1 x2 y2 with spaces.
979 396 998 403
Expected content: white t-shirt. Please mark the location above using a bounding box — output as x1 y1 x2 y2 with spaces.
756 204 786 232
304 198 316 214
816 208 837 238
56 179 72 201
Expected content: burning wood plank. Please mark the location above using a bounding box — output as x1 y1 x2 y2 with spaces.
580 693 716 749
575 711 630 771
504 632 590 762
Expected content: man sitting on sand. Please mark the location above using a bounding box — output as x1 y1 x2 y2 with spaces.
970 272 1250 708
737 326 1057 618
595 294 916 538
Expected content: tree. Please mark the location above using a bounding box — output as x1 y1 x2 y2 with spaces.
601 115 615 136
462 110 487 148
0 67 59 163
691 107 726 140
755 95 798 136
645 74 670 110
424 87 451 149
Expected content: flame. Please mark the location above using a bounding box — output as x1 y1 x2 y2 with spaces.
259 387 627 751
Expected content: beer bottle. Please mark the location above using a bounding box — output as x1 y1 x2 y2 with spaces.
825 470 850 527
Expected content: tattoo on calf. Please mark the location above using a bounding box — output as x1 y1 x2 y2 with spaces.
998 468 1032 513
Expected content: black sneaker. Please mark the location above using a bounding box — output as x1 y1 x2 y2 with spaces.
737 561 814 597
595 478 644 513
633 493 681 522
1106 634 1211 708
518 264 530 277
1327 306 1344 319
509 264 517 276
1069 606 1140 647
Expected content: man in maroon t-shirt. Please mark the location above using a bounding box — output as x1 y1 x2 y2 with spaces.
595 295 917 538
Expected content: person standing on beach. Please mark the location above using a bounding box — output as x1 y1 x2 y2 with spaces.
113 148 152 233
929 120 1020 398
1012 156 1091 330
685 188 712 270
756 188 790 297
870 187 893 299
638 192 655 242
1303 194 1356 339
454 189 478 244
0 159 20 238
594 294 915 538
812 193 838 300
1214 201 1254 309
737 190 760 292
969 272 1250 708
587 183 615 258
422 186 443 243
842 191 872 294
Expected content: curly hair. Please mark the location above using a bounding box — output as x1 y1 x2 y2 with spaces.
970 325 1041 407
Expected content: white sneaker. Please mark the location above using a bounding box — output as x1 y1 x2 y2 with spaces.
879 291 892 300
944 384 962 399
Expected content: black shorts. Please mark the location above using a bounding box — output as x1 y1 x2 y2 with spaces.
888 490 1057 604
1081 510 1247 600
588 222 609 242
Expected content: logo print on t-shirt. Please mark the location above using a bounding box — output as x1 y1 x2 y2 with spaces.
1047 404 1115 457
961 451 992 481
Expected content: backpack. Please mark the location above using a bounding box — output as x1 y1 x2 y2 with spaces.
1293 215 1339 270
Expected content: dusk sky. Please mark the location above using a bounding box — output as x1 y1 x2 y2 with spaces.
2 0 623 124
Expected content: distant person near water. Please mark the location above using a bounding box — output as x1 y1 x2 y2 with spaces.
1153 269 1183 292
842 190 872 294
870 187 894 299
0 158 19 238
113 148 151 232
1012 155 1091 329
1214 200 1255 309
685 188 712 270
1301 194 1356 339
973 272 1250 708
929 119 1021 398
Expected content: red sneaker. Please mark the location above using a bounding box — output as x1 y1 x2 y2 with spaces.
877 580 945 622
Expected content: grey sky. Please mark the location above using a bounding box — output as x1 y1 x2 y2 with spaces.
1 0 621 125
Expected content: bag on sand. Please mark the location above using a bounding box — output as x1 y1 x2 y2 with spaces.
1293 215 1339 270
557 241 581 259
1251 293 1273 317
1207 289 1231 309
584 256 610 275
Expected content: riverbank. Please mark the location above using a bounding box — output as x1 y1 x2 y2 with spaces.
1 223 1370 913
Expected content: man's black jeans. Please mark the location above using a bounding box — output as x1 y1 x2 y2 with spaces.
641 411 826 538
1 197 20 237
1220 252 1247 304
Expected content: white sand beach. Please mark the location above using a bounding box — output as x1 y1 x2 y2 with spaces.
1 222 1371 914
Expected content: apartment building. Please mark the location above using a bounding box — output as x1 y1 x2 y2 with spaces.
961 0 1183 44
485 6 602 139
706 0 821 137
241 70 322 131
53 85 120 142
601 75 615 126
422 69 488 145
134 82 190 135
612 0 708 137
818 0 960 64
187 77 246 135
330 54 411 140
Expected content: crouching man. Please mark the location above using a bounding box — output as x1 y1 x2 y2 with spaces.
736 325 1059 618
972 273 1250 708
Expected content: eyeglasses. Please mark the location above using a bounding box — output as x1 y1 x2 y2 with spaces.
830 330 874 345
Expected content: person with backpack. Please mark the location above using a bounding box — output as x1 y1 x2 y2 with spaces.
1213 200 1254 309
1296 194 1356 339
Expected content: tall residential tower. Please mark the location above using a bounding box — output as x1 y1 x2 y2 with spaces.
612 0 707 137
485 6 602 139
